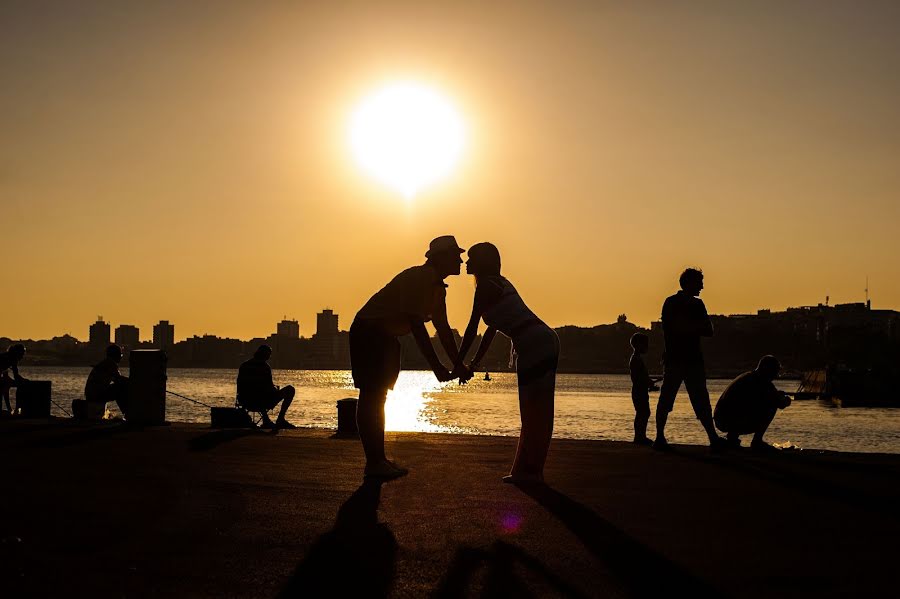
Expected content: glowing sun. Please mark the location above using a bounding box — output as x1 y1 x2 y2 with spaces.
349 82 466 199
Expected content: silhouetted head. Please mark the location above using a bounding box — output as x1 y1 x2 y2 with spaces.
755 355 781 381
466 242 501 278
424 235 464 278
7 344 26 361
630 333 649 353
254 344 272 361
679 268 704 296
106 344 123 362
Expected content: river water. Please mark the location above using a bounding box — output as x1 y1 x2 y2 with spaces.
15 367 900 454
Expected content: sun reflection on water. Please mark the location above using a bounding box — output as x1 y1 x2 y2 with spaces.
384 371 446 432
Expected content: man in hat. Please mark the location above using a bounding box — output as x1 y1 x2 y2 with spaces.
0 344 28 414
350 235 465 478
714 355 792 451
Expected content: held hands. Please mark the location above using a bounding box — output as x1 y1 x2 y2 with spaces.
454 364 475 385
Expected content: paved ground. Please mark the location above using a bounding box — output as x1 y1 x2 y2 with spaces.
1 420 898 598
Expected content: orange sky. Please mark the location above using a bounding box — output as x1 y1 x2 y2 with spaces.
2 1 899 341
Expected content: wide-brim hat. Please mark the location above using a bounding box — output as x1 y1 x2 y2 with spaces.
425 235 465 258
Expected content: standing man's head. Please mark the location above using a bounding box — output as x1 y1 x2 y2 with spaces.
425 235 465 278
755 355 781 381
7 344 25 362
466 242 501 278
254 344 273 361
106 344 123 363
679 268 704 296
630 333 649 355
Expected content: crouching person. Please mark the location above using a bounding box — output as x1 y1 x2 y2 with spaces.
714 355 791 452
81 344 130 419
237 344 296 429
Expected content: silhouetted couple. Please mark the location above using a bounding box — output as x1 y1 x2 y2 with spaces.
350 236 559 482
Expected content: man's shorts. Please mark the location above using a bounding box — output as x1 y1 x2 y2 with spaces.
349 318 401 392
657 361 712 419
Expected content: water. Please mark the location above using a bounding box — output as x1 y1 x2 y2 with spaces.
16 367 900 454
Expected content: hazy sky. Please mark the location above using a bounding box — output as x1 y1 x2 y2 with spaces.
3 1 899 341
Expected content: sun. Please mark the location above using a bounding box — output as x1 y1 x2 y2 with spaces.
349 82 466 199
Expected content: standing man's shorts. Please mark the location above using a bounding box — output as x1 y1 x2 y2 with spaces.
349 319 401 391
656 361 712 420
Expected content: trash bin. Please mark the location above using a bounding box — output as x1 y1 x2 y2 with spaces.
17 380 52 418
336 398 358 435
128 350 167 425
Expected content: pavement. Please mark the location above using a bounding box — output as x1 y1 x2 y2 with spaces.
1 420 898 598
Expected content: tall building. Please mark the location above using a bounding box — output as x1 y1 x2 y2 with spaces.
115 324 140 348
153 320 175 350
316 309 339 337
89 317 111 347
276 318 300 339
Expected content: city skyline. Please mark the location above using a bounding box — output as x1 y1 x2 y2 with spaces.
3 297 891 345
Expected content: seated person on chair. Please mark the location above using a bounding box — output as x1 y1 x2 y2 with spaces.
1 344 28 415
84 344 130 418
237 344 296 429
714 355 791 451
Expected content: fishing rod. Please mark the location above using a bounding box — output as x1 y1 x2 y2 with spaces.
165 389 214 409
51 398 72 418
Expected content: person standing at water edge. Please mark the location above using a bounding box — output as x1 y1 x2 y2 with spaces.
714 355 792 451
0 344 28 415
350 236 464 479
237 344 297 429
455 242 560 484
629 333 658 445
654 268 727 451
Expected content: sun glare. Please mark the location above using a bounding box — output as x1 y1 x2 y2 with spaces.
349 82 466 199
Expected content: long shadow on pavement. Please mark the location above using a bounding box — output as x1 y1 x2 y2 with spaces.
278 479 397 598
434 540 590 599
517 483 722 598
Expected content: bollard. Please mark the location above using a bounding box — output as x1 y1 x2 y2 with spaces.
17 381 52 418
127 350 167 425
336 398 358 436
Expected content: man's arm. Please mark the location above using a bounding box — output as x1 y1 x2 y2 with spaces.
431 298 460 368
12 363 26 383
410 320 452 382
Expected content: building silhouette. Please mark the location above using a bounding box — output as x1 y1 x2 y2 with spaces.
310 309 347 368
89 317 110 348
277 318 300 339
114 324 140 349
316 309 339 337
153 320 175 350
